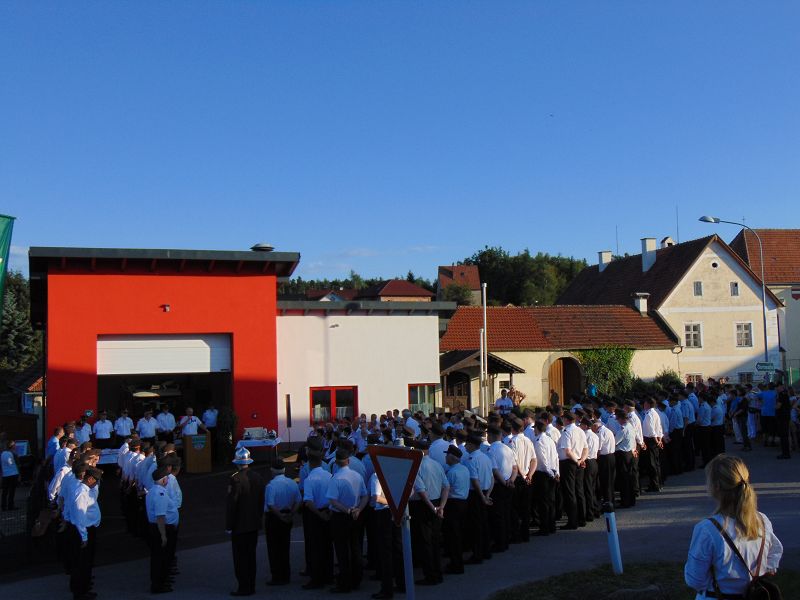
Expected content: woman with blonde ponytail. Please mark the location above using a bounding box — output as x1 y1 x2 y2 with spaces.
685 454 783 598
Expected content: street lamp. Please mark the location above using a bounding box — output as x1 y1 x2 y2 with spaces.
698 216 769 362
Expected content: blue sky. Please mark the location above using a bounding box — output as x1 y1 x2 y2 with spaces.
2 2 799 280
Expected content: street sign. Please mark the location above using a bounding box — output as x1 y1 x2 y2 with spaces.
756 362 775 372
368 445 423 526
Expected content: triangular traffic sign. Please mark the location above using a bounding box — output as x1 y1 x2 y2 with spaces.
368 445 423 525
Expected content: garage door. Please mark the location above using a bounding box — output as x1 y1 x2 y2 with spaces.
97 334 231 375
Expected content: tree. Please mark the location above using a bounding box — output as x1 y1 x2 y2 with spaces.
0 271 42 372
442 282 474 306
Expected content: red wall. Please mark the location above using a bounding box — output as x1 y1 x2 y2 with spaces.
46 271 278 437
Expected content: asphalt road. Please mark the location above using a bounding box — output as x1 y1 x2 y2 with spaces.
3 443 798 599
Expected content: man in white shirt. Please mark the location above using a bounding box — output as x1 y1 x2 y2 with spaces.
494 389 513 416
70 467 102 599
114 409 134 446
531 419 559 536
641 397 664 493
556 412 587 530
580 417 600 520
509 418 536 542
401 409 420 438
593 418 616 507
156 405 177 443
92 411 114 449
623 400 645 497
202 404 219 459
176 407 207 438
75 416 92 445
146 466 179 594
428 423 452 468
487 426 517 552
137 410 158 443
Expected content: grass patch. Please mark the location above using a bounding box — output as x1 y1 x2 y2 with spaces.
490 562 800 600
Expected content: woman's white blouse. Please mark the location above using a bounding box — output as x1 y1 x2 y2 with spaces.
685 512 783 598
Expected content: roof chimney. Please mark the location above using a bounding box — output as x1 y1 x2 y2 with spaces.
641 238 657 272
661 236 675 249
598 250 612 273
632 292 650 315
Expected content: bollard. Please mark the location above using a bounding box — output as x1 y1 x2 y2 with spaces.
602 501 623 575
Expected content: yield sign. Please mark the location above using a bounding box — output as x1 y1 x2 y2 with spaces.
368 445 423 525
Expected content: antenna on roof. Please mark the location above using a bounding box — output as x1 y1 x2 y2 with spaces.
615 225 619 256
676 205 680 243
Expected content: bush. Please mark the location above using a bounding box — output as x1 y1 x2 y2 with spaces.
654 368 683 390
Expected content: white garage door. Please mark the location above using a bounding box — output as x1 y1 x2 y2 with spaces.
97 334 231 375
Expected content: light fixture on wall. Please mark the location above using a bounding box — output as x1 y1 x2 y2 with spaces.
161 304 171 313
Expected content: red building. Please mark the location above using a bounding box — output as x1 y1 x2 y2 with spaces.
29 247 299 436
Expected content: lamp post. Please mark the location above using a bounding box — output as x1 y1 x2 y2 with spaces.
698 216 769 362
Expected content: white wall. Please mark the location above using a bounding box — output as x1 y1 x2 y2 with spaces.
277 314 441 440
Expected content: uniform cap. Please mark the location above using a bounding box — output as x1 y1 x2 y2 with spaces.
271 458 286 471
446 446 463 459
232 446 253 465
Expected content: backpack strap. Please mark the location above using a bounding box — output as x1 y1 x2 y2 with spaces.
708 516 763 580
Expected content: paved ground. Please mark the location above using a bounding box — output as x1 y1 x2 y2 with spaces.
3 443 798 599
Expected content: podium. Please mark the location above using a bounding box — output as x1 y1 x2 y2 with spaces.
183 433 212 473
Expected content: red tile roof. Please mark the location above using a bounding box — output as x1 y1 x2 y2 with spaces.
357 280 435 299
438 265 481 291
729 229 800 284
439 305 677 352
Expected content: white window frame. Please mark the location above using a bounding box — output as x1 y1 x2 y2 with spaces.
684 322 703 348
693 281 703 297
730 282 739 297
734 321 753 348
738 372 753 384
686 373 704 385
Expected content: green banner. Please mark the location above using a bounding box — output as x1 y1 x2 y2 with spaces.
0 214 16 322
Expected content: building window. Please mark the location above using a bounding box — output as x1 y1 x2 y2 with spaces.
310 386 358 424
499 380 511 390
730 282 739 297
684 323 702 348
686 373 704 385
693 281 703 296
738 372 754 384
736 322 753 347
409 383 437 416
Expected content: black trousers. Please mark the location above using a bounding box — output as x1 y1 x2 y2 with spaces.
371 508 403 593
737 416 751 450
443 498 467 570
532 471 556 533
712 425 726 457
409 499 441 581
330 511 362 591
777 421 791 457
68 524 96 596
467 490 490 560
512 477 531 542
559 460 578 527
631 452 640 495
698 426 713 466
231 530 258 593
575 464 587 526
642 437 661 491
614 451 635 508
1 475 18 510
305 509 333 586
265 512 292 583
583 459 599 518
148 523 177 591
667 429 683 475
683 424 696 471
489 483 512 551
597 453 616 506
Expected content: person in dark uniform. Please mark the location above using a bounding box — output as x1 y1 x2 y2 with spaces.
263 457 301 586
226 447 265 596
443 445 469 574
146 466 179 594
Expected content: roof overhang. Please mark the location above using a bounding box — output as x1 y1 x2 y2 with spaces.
28 246 301 328
439 349 526 376
277 300 457 316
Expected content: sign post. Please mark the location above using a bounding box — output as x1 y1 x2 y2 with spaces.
368 445 423 600
756 362 775 373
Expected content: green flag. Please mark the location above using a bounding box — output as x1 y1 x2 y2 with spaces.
0 214 16 322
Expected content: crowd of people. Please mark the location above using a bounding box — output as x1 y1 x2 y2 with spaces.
37 403 217 599
20 378 797 599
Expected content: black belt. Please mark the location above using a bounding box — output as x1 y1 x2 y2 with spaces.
704 592 744 600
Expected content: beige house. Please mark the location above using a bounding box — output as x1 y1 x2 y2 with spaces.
439 304 681 409
437 265 482 305
730 229 800 385
558 235 784 386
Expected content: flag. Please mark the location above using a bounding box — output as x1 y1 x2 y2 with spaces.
0 214 16 321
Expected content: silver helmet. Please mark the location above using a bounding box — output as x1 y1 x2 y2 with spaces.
232 446 253 465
